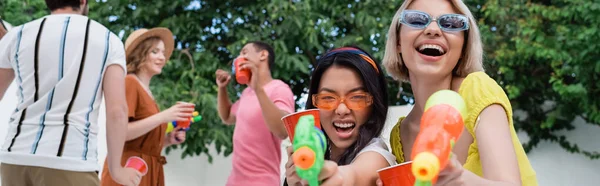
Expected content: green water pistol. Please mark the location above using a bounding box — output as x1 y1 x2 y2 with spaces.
292 115 327 186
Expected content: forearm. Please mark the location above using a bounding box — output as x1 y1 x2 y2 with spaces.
344 152 390 186
0 68 14 101
462 170 521 186
338 166 358 186
105 107 128 173
217 87 234 124
126 114 165 141
255 87 289 139
162 133 172 147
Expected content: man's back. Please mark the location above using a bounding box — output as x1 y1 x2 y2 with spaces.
0 14 126 172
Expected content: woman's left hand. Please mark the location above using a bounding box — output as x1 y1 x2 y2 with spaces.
435 153 465 186
317 160 345 186
167 127 186 145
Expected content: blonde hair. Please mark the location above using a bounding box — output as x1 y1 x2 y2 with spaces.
126 37 161 74
383 0 484 82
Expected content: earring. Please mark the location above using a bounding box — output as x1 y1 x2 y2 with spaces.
397 81 403 99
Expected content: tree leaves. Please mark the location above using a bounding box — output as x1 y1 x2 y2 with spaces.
3 0 598 161
82 0 408 161
483 0 600 159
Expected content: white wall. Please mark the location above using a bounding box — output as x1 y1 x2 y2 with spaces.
1 80 600 185
516 116 600 185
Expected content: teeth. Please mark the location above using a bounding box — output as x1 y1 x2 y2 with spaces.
418 44 445 54
334 123 355 128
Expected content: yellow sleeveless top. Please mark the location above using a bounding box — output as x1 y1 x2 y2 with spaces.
389 72 538 186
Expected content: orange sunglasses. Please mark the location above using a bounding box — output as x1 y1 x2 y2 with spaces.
312 92 374 111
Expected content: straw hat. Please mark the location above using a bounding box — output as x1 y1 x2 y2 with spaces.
124 27 174 60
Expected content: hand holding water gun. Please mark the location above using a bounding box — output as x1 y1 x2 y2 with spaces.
165 111 202 133
291 115 327 186
411 90 467 186
160 102 195 128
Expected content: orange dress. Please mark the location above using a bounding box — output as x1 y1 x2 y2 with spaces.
101 75 167 186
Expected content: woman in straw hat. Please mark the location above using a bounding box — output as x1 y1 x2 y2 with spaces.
100 28 195 186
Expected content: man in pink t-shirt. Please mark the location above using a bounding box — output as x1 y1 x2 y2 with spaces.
215 41 295 186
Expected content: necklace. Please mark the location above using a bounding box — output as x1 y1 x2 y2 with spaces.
134 74 155 100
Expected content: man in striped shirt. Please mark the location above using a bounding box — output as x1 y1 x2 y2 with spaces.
0 0 141 185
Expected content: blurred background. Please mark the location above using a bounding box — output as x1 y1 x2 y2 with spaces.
1 0 599 185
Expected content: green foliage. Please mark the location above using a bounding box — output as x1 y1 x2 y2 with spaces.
0 0 48 25
2 0 598 161
84 0 410 162
479 0 600 159
1 0 409 162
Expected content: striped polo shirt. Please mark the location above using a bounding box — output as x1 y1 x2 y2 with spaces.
0 14 126 172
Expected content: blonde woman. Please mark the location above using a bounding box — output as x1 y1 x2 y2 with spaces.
380 0 537 185
100 28 194 186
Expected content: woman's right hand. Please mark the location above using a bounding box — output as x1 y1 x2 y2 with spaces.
111 166 142 186
285 146 342 186
285 146 306 186
159 102 195 123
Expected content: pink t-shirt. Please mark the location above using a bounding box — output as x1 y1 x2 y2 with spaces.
226 80 295 186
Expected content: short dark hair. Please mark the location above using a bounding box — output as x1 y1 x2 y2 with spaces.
44 0 81 11
247 41 275 72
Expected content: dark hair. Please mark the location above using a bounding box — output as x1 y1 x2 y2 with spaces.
44 0 82 11
0 19 7 40
306 46 389 165
247 41 275 72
